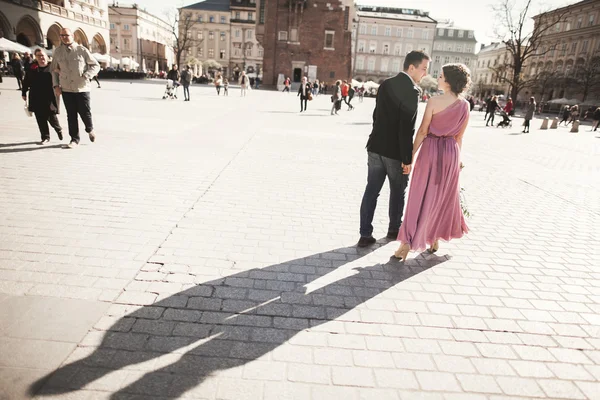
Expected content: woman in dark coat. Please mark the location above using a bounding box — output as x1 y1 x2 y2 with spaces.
21 49 63 144
523 96 536 133
11 53 24 90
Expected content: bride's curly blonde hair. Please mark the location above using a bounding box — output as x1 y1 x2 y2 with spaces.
442 64 471 95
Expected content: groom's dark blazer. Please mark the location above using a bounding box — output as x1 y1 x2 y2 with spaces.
366 72 421 165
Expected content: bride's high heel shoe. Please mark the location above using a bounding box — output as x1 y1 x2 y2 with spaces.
394 243 410 261
428 240 439 254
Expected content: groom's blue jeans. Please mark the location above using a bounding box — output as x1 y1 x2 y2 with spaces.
360 151 409 237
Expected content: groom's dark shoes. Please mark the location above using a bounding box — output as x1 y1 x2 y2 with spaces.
357 236 376 247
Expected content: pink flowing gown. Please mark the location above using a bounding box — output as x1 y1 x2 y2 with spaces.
398 98 470 251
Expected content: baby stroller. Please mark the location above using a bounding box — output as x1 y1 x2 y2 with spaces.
162 79 179 99
496 110 512 128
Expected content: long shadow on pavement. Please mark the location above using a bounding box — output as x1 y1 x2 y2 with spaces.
0 141 40 148
0 144 64 153
31 243 448 399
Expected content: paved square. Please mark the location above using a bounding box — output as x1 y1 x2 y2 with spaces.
0 79 598 399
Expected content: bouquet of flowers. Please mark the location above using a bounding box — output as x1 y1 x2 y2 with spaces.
460 163 471 218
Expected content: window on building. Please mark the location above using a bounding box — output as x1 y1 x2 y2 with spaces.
396 27 402 37
434 55 440 63
438 28 444 36
235 11 241 19
589 14 595 26
385 26 391 36
109 36 115 45
247 30 253 39
394 43 401 55
444 56 450 63
359 24 367 34
458 30 464 38
234 43 241 56
278 31 288 41
208 48 214 57
464 58 470 66
245 45 252 56
432 70 438 78
258 46 263 57
367 58 375 71
198 47 203 56
576 16 582 29
329 71 335 78
357 57 364 70
468 31 473 38
324 30 335 49
369 41 377 53
198 31 203 40
570 42 577 54
220 32 226 41
494 58 498 65
487 59 490 67
383 44 389 55
456 45 463 52
407 28 414 38
209 31 214 40
561 43 567 55
110 23 115 30
566 20 571 30
358 41 365 52
198 15 203 22
123 38 130 49
455 57 460 63
448 29 454 37
555 23 561 32
582 39 589 52
248 12 254 21
221 16 226 23
371 25 377 35
466 47 472 53
422 29 429 39
220 50 225 59
209 16 215 23
434 43 442 51
381 59 388 72
290 28 298 42
421 45 429 54
123 24 130 30
447 44 453 51
235 29 240 38
406 43 413 53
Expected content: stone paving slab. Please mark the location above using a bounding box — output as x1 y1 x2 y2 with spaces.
0 79 599 399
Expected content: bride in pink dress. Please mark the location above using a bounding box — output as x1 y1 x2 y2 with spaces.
395 64 471 260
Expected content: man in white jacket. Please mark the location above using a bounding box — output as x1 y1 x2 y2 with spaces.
51 28 100 148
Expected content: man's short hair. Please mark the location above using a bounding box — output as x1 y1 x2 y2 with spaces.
34 48 45 56
403 50 430 71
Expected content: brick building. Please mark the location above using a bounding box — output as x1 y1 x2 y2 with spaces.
261 0 355 89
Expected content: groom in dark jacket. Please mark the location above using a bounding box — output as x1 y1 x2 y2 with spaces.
358 50 430 247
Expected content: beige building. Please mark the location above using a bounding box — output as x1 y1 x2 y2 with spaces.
528 0 600 102
431 22 476 79
108 5 174 72
179 0 231 78
472 42 513 99
0 0 109 54
353 6 436 83
229 0 262 80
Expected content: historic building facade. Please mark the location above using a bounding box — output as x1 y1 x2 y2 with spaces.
352 6 436 83
229 0 262 80
0 0 109 54
108 5 173 72
430 22 476 79
528 0 600 102
261 0 355 88
472 42 513 99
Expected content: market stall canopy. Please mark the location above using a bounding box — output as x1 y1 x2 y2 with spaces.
362 80 380 89
0 38 31 53
548 97 578 105
92 53 109 63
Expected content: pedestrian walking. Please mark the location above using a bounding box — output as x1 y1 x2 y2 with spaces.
468 96 475 111
394 63 470 260
504 97 513 116
215 74 222 95
523 96 536 133
297 76 311 112
51 28 100 149
347 85 355 110
566 105 579 126
239 71 249 97
21 48 63 144
483 96 492 119
92 73 101 88
223 78 229 96
341 80 351 109
330 80 342 115
167 64 180 98
181 65 192 101
282 77 290 93
592 107 600 131
358 50 430 247
558 105 570 126
485 96 499 126
10 53 24 90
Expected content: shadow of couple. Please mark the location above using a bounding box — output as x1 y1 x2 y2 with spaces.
31 242 449 399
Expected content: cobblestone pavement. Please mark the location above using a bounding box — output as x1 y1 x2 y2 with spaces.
0 80 599 399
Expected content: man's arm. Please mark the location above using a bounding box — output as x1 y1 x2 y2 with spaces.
82 48 100 80
398 84 419 167
372 83 384 124
51 51 60 88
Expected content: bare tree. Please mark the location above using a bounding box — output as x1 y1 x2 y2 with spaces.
165 8 202 68
492 0 569 100
532 68 560 101
574 55 600 102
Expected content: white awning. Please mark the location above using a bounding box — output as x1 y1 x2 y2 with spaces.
0 38 31 53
